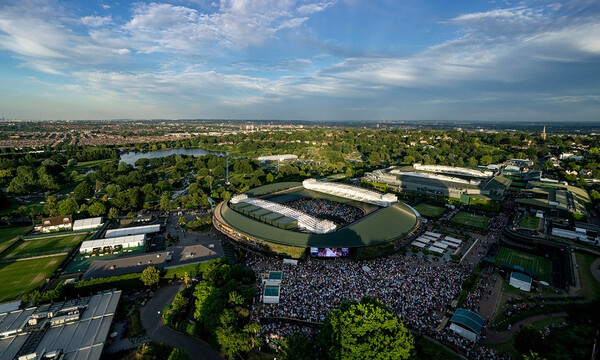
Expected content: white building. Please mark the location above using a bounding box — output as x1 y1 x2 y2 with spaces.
104 224 160 238
79 234 146 254
509 272 532 292
257 154 298 162
73 217 104 231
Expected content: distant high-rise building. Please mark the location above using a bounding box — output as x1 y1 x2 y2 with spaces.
542 125 546 140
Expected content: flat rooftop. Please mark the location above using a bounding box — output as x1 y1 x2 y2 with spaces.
0 291 121 360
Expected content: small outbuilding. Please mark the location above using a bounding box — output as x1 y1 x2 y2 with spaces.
509 271 533 292
449 308 485 342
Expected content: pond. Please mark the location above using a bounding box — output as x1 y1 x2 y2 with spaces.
120 148 223 166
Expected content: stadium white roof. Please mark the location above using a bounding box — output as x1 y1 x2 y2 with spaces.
73 217 104 231
390 170 482 186
80 234 146 253
104 224 160 238
413 164 493 178
303 179 397 207
411 241 427 248
240 198 336 234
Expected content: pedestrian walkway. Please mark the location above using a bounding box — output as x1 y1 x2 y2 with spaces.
140 284 223 360
480 312 567 344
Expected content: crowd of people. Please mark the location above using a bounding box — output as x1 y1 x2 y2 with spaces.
245 251 511 359
248 253 468 329
285 198 364 225
463 275 495 313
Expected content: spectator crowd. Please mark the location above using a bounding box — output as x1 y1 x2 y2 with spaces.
246 252 509 359
285 198 364 225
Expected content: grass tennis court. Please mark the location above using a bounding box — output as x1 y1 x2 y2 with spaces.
1 233 85 259
413 203 446 218
450 211 490 230
0 255 64 302
0 226 32 254
519 215 540 230
495 246 552 282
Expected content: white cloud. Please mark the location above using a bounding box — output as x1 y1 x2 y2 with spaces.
80 15 112 27
297 1 336 15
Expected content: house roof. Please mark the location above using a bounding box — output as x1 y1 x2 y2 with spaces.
41 215 72 228
450 308 485 334
511 272 532 283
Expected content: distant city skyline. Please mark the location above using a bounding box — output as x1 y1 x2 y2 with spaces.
0 0 599 121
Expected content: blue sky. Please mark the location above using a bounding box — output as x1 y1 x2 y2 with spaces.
0 0 599 121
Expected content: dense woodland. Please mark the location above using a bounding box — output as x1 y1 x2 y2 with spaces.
1 128 599 220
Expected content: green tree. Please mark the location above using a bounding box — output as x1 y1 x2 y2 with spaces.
280 333 317 360
480 155 493 166
171 292 189 314
522 351 546 360
514 325 544 357
319 297 414 360
160 193 172 211
141 266 160 287
88 202 106 216
58 198 79 216
43 195 59 216
167 348 191 360
74 182 93 202
108 207 119 220
590 189 600 203
266 173 274 183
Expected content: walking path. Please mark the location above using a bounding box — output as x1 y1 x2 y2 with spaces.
480 312 567 344
140 284 223 360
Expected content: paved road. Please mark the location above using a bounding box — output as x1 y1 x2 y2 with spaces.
480 312 567 344
140 285 223 360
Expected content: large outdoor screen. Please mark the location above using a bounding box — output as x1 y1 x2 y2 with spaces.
310 247 350 257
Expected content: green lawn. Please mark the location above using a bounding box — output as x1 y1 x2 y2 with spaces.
69 158 113 172
0 226 32 254
575 252 600 300
2 233 85 259
519 215 540 230
450 211 491 230
495 246 552 282
413 203 446 218
0 255 64 302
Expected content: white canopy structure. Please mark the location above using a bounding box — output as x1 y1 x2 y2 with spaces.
432 242 449 250
80 234 146 253
428 245 445 254
444 236 462 245
411 241 427 248
240 198 336 234
425 231 442 239
73 217 104 231
442 241 459 249
302 179 397 207
104 224 160 238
